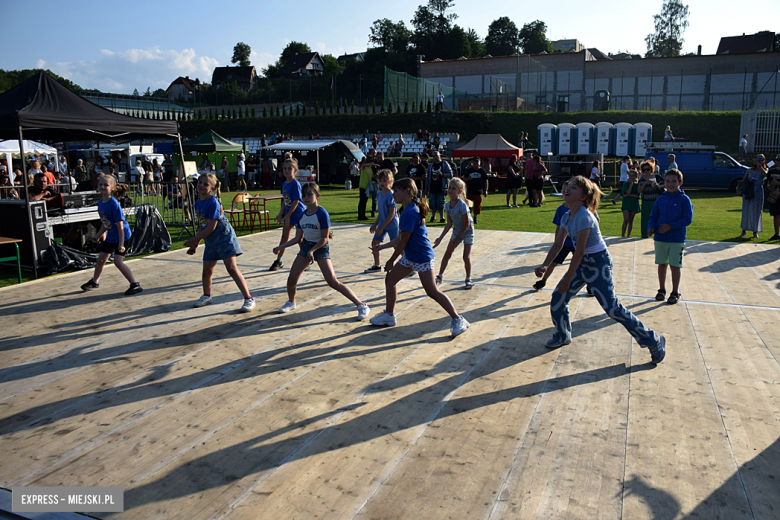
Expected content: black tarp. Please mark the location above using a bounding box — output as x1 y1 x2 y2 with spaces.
0 72 179 141
46 204 171 275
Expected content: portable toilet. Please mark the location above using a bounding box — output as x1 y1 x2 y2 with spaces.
594 122 613 155
537 123 557 155
633 122 653 156
557 123 575 154
575 122 594 154
614 122 633 156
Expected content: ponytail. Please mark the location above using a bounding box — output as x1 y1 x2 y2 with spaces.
393 177 428 223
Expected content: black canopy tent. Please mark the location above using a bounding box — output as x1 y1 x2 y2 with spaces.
0 72 183 278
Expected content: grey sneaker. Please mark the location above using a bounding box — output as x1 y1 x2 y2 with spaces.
279 300 296 313
356 304 370 320
240 297 256 312
650 335 666 364
370 310 396 327
451 316 470 337
545 337 571 349
435 274 443 285
464 278 474 290
194 295 213 308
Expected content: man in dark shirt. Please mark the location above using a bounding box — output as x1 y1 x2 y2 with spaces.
405 154 426 192
375 151 396 175
462 157 488 225
423 151 452 223
767 154 780 240
21 173 58 202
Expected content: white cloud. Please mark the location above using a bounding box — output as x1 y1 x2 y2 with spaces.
40 47 220 94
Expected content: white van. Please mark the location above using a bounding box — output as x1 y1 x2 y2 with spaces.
128 153 165 183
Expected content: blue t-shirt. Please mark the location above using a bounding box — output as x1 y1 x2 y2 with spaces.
399 204 434 263
282 179 305 220
552 203 575 248
297 206 331 242
445 198 473 234
98 197 131 243
560 206 607 254
377 190 399 231
195 196 223 228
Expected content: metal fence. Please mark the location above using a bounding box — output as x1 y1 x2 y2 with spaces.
742 109 780 156
384 67 469 112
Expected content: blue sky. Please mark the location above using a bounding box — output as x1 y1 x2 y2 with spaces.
0 0 774 94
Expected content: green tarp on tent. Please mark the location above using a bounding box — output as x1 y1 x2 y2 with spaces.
181 130 242 153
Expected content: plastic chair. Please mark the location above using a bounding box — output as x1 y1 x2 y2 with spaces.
249 194 272 232
224 193 249 230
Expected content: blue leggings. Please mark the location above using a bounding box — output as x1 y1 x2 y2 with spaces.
550 249 660 349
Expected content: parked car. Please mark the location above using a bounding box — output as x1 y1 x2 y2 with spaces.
644 151 747 191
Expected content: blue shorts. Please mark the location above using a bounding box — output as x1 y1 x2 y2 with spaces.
298 239 330 261
451 226 474 245
286 208 303 227
428 192 446 212
373 226 399 242
203 220 242 261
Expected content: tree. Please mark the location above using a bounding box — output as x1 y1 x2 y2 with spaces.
232 42 252 67
518 21 553 54
321 54 342 77
143 87 152 97
411 0 458 59
486 17 521 56
645 0 690 57
263 41 312 77
444 25 473 60
369 18 411 52
466 28 486 57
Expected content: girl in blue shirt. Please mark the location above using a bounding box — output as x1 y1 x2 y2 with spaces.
432 177 475 289
364 169 399 273
185 173 255 313
535 176 666 363
273 183 370 320
81 176 142 295
370 178 470 337
270 158 306 271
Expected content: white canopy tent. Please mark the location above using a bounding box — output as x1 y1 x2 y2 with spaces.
260 140 364 183
0 140 58 180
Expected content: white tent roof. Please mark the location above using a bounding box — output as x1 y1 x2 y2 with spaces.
0 139 57 155
261 140 341 152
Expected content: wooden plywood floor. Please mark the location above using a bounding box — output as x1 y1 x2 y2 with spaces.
1 224 779 520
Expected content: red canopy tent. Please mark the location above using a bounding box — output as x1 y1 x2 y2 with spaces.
452 134 523 158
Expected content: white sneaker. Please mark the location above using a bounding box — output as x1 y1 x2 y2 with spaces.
451 316 470 337
435 274 443 285
194 295 213 308
356 304 370 320
369 310 396 327
240 298 256 313
279 300 296 313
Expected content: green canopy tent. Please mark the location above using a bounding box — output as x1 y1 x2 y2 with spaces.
181 130 243 153
175 130 243 187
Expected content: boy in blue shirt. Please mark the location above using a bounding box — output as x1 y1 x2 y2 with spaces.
648 169 693 305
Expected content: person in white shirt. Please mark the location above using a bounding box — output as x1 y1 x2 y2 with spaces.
236 155 247 190
739 134 748 161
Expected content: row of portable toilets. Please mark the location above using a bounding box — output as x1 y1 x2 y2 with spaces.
537 123 652 157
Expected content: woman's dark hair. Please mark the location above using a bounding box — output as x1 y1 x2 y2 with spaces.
393 178 429 222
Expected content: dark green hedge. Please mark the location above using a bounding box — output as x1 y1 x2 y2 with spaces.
180 110 742 156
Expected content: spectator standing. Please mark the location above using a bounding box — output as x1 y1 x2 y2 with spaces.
236 154 247 191
58 156 68 176
219 156 230 192
398 134 405 156
523 152 534 205
75 159 87 183
666 154 679 173
424 151 453 223
739 134 748 161
530 156 547 207
406 154 426 192
506 154 522 207
358 155 377 220
638 161 662 238
462 157 488 224
590 160 602 188
612 156 631 205
740 154 768 239
766 155 780 240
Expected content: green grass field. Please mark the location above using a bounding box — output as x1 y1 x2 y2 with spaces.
0 185 769 287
